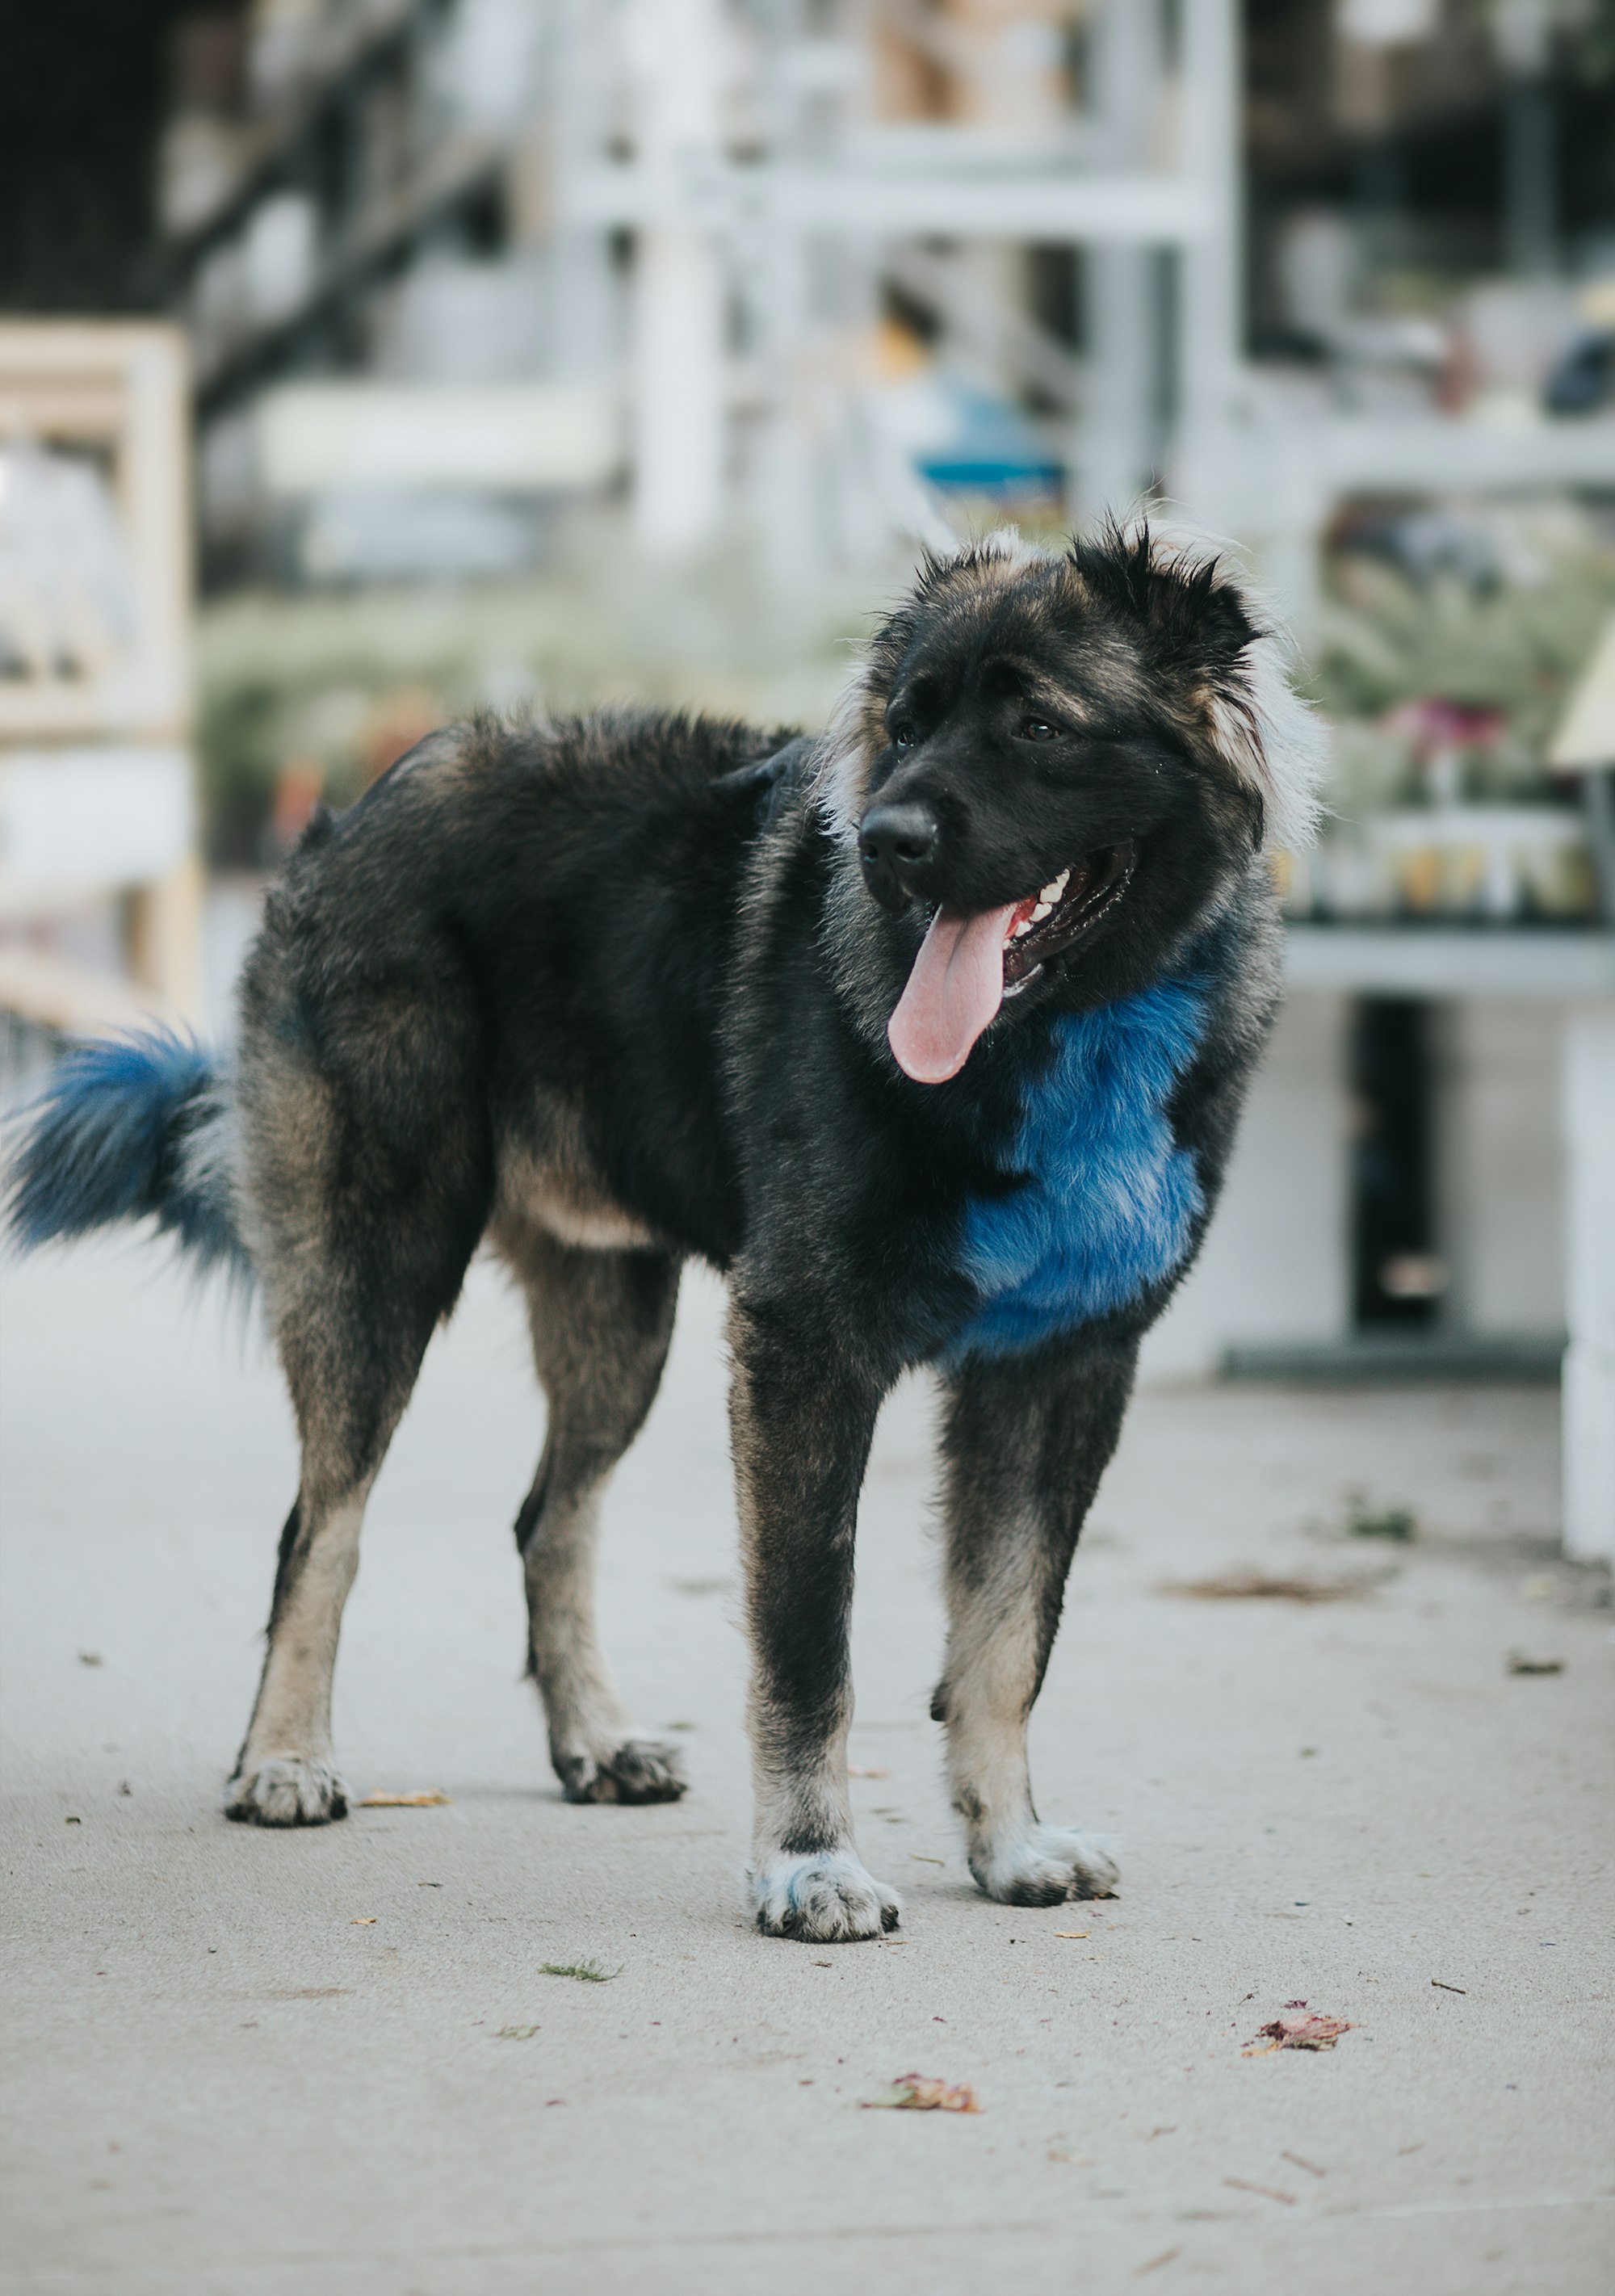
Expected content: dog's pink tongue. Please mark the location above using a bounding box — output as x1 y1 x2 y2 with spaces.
887 902 1019 1084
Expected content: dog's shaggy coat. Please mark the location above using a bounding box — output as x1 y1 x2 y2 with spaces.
10 527 1323 1941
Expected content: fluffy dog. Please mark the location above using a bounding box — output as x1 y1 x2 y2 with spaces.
10 526 1322 1943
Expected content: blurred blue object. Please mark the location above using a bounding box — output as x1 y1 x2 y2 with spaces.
912 380 1063 497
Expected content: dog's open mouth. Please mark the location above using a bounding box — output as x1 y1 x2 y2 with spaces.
1000 843 1135 993
887 843 1135 1085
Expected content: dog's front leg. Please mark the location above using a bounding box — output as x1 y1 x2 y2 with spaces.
934 1331 1138 1905
728 1300 900 1942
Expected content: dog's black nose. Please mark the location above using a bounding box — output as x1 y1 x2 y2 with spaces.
860 802 938 870
858 802 940 908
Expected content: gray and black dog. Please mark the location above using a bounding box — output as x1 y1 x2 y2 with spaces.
10 526 1322 1944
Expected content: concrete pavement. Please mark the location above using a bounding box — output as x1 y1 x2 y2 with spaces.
2 1239 1611 2294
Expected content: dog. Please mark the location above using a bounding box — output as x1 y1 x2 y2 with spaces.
9 525 1322 1943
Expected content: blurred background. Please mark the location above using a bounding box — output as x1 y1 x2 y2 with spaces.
0 0 1611 1555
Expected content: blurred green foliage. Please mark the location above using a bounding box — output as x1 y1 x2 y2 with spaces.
1311 554 1615 751
1304 515 1615 820
196 524 879 863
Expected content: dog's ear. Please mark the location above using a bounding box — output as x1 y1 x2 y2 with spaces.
1072 523 1328 852
1164 560 1258 665
1076 521 1253 660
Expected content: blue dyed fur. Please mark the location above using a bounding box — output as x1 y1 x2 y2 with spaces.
950 973 1208 1360
6 1031 249 1281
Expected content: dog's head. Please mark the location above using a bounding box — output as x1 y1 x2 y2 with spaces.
819 526 1323 1083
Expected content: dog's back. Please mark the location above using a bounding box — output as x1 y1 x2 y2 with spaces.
235 711 803 1307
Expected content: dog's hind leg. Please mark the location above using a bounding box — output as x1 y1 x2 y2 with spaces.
506 1228 686 1804
227 1282 447 1827
729 1299 899 1943
226 949 491 1827
933 1330 1138 1905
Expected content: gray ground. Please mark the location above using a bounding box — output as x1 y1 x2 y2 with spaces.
2 1241 1611 2296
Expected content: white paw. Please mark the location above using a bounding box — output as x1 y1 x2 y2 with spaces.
969 1824 1118 1906
750 1849 903 1942
226 1757 348 1827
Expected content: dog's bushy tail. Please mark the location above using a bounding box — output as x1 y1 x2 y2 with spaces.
6 1030 253 1286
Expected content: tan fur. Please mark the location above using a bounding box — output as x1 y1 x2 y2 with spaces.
496 1219 685 1803
229 1485 371 1820
493 1105 661 1255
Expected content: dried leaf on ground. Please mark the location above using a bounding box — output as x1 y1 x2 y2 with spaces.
494 2025 539 2040
350 1917 376 1925
539 1959 619 1983
1165 1572 1370 1604
1054 1931 1090 1940
1506 1652 1565 1675
1243 2008 1355 2055
357 1789 452 1807
862 2072 981 2113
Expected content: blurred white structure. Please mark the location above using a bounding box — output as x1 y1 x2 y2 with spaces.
165 2 1615 614
0 325 202 1035
568 0 1241 562
166 1 1252 577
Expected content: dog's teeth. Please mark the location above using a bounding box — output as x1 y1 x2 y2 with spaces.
1011 919 1033 938
1032 900 1052 921
1039 870 1069 904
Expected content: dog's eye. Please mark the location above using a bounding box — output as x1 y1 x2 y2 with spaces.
891 724 917 749
1020 719 1059 743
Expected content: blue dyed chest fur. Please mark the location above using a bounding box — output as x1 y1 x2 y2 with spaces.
947 972 1209 1362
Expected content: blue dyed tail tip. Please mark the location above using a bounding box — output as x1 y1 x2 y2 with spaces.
6 1030 249 1282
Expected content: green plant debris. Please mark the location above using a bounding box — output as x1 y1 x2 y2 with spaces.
539 1960 619 1983
1347 1502 1416 1543
494 2025 541 2040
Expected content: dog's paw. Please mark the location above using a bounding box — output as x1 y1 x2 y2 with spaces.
750 1849 902 1942
225 1757 348 1827
969 1825 1118 1907
556 1738 687 1806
